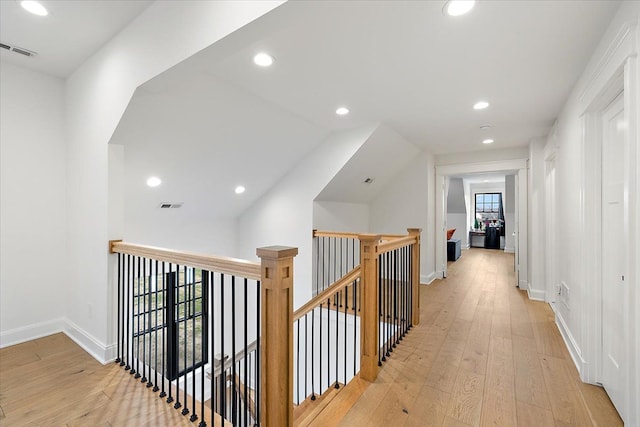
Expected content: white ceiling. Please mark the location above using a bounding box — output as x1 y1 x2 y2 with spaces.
0 0 152 78
1 0 621 218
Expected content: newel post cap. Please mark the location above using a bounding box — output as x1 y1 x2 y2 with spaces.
256 246 299 260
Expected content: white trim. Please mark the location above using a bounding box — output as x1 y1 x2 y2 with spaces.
0 318 66 348
504 246 515 253
518 280 529 290
436 158 527 176
63 318 115 365
527 288 546 302
580 22 636 110
422 272 437 285
0 317 115 365
555 308 586 376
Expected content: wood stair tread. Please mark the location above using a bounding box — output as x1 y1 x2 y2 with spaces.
293 382 343 426
306 377 369 427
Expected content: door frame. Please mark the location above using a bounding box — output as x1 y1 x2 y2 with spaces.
435 159 528 284
578 21 637 424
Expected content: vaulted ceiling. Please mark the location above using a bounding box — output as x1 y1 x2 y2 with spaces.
1 1 621 217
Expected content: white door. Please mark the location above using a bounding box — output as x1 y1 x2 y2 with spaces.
601 93 627 420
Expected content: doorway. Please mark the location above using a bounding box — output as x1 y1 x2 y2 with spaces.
600 92 627 419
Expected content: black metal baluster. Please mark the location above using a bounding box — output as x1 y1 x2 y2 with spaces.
220 274 225 423
153 260 159 392
393 249 398 349
231 276 237 425
190 270 198 421
125 254 131 371
304 313 308 403
243 277 248 427
256 279 261 425
182 266 189 416
353 280 357 376
135 256 141 379
142 259 148 384
315 235 320 296
311 308 316 401
326 295 330 390
334 292 339 389
343 288 347 386
199 270 208 427
209 271 215 427
160 262 167 399
116 253 122 365
387 251 392 357
379 254 384 365
296 318 301 404
167 264 174 405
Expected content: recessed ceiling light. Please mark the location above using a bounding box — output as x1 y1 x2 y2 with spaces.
146 176 162 187
473 101 489 110
444 0 475 17
480 125 492 131
483 180 489 183
20 0 48 16
336 107 350 116
253 52 274 67
235 185 246 194
482 139 494 144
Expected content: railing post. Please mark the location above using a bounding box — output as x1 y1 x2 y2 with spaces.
358 234 381 382
257 246 298 427
407 228 422 326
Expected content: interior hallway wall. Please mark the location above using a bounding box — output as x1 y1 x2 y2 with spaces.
0 62 67 345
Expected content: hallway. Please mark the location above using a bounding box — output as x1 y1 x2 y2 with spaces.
333 249 622 426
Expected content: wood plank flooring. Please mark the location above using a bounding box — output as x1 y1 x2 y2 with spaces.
0 249 623 426
333 249 622 427
0 333 207 426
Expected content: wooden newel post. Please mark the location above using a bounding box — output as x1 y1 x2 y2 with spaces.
358 234 381 382
257 246 298 427
407 228 422 326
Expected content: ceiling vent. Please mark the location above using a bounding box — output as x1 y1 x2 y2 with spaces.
159 203 183 209
0 42 37 57
363 178 374 184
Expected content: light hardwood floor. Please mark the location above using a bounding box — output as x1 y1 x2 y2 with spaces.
330 249 623 427
0 333 204 426
0 249 623 426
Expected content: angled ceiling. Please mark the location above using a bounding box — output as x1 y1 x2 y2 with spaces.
0 0 152 78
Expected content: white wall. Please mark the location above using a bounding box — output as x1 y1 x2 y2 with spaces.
0 62 67 345
446 178 467 247
63 1 284 362
313 201 370 233
504 175 516 253
541 2 639 424
236 125 377 308
528 138 546 300
369 151 436 284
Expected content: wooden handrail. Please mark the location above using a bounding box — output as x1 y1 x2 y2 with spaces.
110 241 261 280
313 230 361 239
377 235 417 254
293 266 361 321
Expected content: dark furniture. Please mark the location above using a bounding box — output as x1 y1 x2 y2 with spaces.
447 238 461 261
484 227 501 249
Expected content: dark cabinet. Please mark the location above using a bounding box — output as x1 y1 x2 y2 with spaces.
484 227 501 249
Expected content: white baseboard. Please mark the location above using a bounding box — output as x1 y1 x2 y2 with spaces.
504 246 515 253
527 288 546 301
422 272 437 285
555 311 585 376
0 318 114 365
0 318 65 348
63 319 115 365
518 280 529 290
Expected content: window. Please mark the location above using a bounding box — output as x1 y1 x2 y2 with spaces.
475 193 504 227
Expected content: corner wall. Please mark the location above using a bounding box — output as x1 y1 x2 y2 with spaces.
236 125 377 308
63 1 284 362
369 151 436 284
0 62 67 346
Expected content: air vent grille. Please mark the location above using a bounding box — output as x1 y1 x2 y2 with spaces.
159 203 183 209
0 42 37 57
